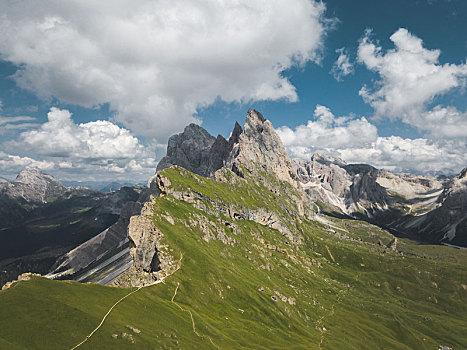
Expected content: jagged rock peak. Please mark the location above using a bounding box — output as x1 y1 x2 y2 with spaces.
156 123 216 177
15 168 62 187
226 109 298 185
310 153 347 167
229 121 243 146
456 167 467 181
5 168 66 204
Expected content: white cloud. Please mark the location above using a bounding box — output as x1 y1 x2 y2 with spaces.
277 105 466 175
0 0 329 141
14 108 149 158
0 115 38 133
0 115 36 126
0 151 55 178
419 105 467 138
358 28 467 132
331 48 354 81
277 105 378 159
338 137 466 175
3 108 156 181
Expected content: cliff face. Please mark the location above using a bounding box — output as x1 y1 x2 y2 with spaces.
156 123 217 177
226 110 298 185
402 168 467 246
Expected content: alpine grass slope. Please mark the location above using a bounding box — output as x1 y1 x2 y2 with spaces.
0 110 466 349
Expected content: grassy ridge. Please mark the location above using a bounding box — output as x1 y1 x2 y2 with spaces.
0 166 466 349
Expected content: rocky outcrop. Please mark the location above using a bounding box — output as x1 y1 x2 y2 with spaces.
1 272 41 291
47 176 158 283
112 197 176 287
226 110 299 186
156 123 217 176
387 237 398 251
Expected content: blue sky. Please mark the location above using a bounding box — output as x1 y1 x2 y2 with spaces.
0 0 466 181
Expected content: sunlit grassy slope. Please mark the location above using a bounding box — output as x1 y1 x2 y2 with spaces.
0 166 466 349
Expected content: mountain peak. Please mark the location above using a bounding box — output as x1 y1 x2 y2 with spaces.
156 124 216 176
5 168 66 205
229 121 243 146
246 108 265 123
15 168 63 187
457 167 467 181
310 153 347 167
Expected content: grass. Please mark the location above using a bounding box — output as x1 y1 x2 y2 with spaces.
73 207 92 214
0 166 465 349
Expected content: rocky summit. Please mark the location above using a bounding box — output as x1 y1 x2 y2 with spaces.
0 110 465 350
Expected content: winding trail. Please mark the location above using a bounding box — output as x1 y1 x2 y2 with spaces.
170 282 221 350
70 254 183 350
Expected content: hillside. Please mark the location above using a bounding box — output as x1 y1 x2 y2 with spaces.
0 110 465 349
0 165 466 349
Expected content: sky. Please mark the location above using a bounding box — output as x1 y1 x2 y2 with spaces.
0 0 466 182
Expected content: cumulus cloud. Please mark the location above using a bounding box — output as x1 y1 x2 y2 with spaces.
331 48 354 81
277 105 378 159
0 0 329 141
277 105 466 175
358 28 467 117
338 137 466 175
419 105 467 138
357 27 467 143
0 151 55 179
3 108 156 181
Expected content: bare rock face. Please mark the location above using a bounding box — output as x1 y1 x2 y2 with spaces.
128 207 160 273
12 168 66 203
206 122 243 176
404 167 467 246
113 198 176 287
226 109 299 185
293 152 467 245
156 123 217 177
224 110 309 216
293 154 351 212
0 168 67 223
387 237 398 251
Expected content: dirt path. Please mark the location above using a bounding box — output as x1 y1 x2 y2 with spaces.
70 254 183 350
170 282 221 350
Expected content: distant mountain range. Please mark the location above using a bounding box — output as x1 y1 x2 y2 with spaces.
0 169 140 285
62 180 145 192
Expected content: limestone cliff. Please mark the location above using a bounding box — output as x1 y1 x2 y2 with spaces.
156 123 217 177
